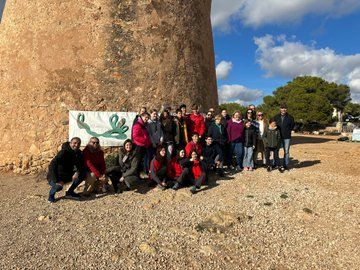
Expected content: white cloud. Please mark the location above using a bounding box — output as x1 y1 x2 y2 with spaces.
211 0 360 30
216 61 233 80
254 35 360 102
218 84 263 104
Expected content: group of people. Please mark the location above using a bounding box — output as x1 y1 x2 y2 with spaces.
47 103 294 203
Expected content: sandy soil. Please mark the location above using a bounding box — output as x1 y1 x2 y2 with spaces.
0 135 359 270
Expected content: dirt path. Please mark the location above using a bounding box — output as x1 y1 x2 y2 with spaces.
0 135 359 269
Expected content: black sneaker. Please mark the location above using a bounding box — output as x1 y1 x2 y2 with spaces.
190 186 197 194
279 167 285 173
283 166 289 171
172 182 180 190
267 166 272 172
65 191 81 200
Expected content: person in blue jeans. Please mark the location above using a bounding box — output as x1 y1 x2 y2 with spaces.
243 120 257 171
226 111 245 171
274 105 295 170
47 137 85 203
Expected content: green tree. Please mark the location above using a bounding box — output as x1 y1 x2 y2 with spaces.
218 103 247 116
344 102 360 117
259 76 351 126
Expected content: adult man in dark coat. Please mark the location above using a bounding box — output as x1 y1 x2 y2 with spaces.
47 137 85 202
274 105 295 170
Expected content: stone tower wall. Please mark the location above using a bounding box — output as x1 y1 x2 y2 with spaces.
0 0 218 173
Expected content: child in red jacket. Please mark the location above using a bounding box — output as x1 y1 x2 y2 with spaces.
183 150 207 194
168 149 191 190
189 104 205 138
185 132 203 157
150 146 168 190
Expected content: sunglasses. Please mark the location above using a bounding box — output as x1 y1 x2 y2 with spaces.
91 141 100 144
257 114 263 116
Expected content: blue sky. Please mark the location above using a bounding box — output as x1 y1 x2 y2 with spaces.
211 0 360 105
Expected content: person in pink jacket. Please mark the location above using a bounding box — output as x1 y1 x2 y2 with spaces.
132 112 152 175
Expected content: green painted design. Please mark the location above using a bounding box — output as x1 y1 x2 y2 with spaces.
77 113 129 140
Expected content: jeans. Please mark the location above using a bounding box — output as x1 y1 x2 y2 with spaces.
49 181 63 198
136 145 151 174
281 139 291 167
243 147 254 168
231 142 243 167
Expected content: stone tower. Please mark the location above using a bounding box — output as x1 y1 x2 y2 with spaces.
0 0 218 173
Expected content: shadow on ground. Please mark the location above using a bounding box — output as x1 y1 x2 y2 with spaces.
291 135 335 145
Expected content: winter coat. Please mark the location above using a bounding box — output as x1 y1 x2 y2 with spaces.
47 142 83 183
243 126 257 147
203 143 223 164
118 150 139 178
274 113 295 139
185 141 203 157
132 117 152 148
226 119 245 143
167 156 187 179
207 123 227 146
161 117 176 143
205 118 214 133
83 146 106 178
189 113 205 137
147 119 163 147
220 115 231 128
149 158 167 184
262 128 281 149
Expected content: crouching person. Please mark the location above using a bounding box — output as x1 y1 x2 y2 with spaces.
150 146 168 190
203 136 224 177
168 149 191 190
47 137 84 203
83 137 107 196
186 150 207 194
107 139 140 193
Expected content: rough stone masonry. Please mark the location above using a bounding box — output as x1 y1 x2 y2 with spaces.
0 0 218 174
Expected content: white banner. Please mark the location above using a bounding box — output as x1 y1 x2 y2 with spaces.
69 111 137 146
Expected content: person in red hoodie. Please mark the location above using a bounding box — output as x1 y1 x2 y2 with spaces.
185 132 203 157
189 104 205 139
186 150 207 194
149 146 168 190
168 149 191 190
83 137 107 196
132 112 152 175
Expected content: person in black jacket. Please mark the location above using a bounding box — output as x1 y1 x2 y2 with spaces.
203 136 224 176
274 105 295 170
262 119 283 172
47 137 84 203
106 139 140 193
208 114 229 168
242 120 257 171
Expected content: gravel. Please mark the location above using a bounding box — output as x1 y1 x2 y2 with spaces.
0 135 359 269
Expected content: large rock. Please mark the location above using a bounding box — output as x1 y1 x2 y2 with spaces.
0 0 218 173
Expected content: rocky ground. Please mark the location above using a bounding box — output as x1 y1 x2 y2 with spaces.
0 135 359 269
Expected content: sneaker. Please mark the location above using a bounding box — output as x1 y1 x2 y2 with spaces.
65 191 81 200
279 166 285 173
190 186 197 194
172 182 180 190
48 194 55 203
229 165 235 170
267 166 272 172
248 167 253 171
157 184 166 191
283 166 289 171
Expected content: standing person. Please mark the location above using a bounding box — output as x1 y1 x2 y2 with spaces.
83 137 107 196
274 105 295 170
106 139 140 193
186 150 207 194
255 111 267 166
132 112 152 175
220 109 231 128
149 146 168 190
185 132 203 157
179 104 190 144
132 106 147 126
227 111 245 171
204 111 215 133
147 109 164 162
203 136 224 176
262 119 283 172
168 149 191 190
174 109 187 149
189 104 205 139
47 137 84 203
243 120 257 171
160 109 176 159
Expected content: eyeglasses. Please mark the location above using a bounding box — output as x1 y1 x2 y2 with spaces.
91 141 99 144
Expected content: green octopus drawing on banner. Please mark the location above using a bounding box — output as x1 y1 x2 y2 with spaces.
77 113 129 140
